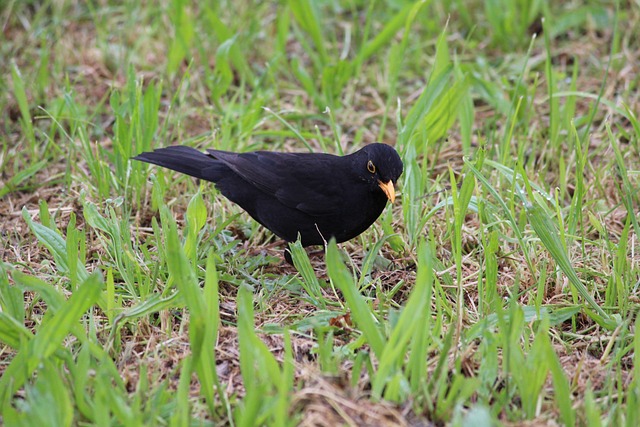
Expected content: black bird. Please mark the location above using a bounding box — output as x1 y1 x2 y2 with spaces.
133 143 403 255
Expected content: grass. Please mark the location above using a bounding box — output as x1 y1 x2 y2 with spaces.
1 0 639 425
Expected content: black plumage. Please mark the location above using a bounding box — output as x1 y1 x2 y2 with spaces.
133 143 403 249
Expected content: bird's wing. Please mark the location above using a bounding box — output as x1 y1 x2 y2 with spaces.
207 150 344 215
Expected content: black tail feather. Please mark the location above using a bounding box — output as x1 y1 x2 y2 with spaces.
133 146 224 181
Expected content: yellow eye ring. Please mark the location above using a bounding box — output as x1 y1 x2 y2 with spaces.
367 160 376 174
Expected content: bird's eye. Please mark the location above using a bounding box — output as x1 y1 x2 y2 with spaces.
367 160 376 174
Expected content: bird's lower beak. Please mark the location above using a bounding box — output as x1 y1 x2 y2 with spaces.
378 180 396 203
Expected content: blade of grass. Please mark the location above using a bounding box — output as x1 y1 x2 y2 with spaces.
372 240 433 400
522 193 612 323
326 240 385 358
22 206 89 284
289 239 324 308
0 271 103 403
10 61 36 151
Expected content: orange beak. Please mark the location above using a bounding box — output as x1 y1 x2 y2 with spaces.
378 180 396 203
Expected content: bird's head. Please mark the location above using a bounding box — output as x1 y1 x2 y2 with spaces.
353 143 403 203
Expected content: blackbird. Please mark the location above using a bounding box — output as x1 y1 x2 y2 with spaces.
133 143 403 255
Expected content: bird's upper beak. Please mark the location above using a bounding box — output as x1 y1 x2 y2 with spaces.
378 180 396 203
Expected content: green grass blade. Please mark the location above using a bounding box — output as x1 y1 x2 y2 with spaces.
289 239 324 307
22 207 89 283
0 271 103 403
0 159 47 198
326 240 385 357
288 0 327 64
10 62 36 149
372 240 433 400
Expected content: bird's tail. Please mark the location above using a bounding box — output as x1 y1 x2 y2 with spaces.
133 146 224 181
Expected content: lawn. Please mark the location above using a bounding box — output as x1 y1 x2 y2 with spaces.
1 0 639 425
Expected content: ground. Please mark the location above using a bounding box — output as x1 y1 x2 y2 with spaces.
1 1 639 425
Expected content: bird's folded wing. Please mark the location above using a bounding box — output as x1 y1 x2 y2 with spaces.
207 150 342 216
